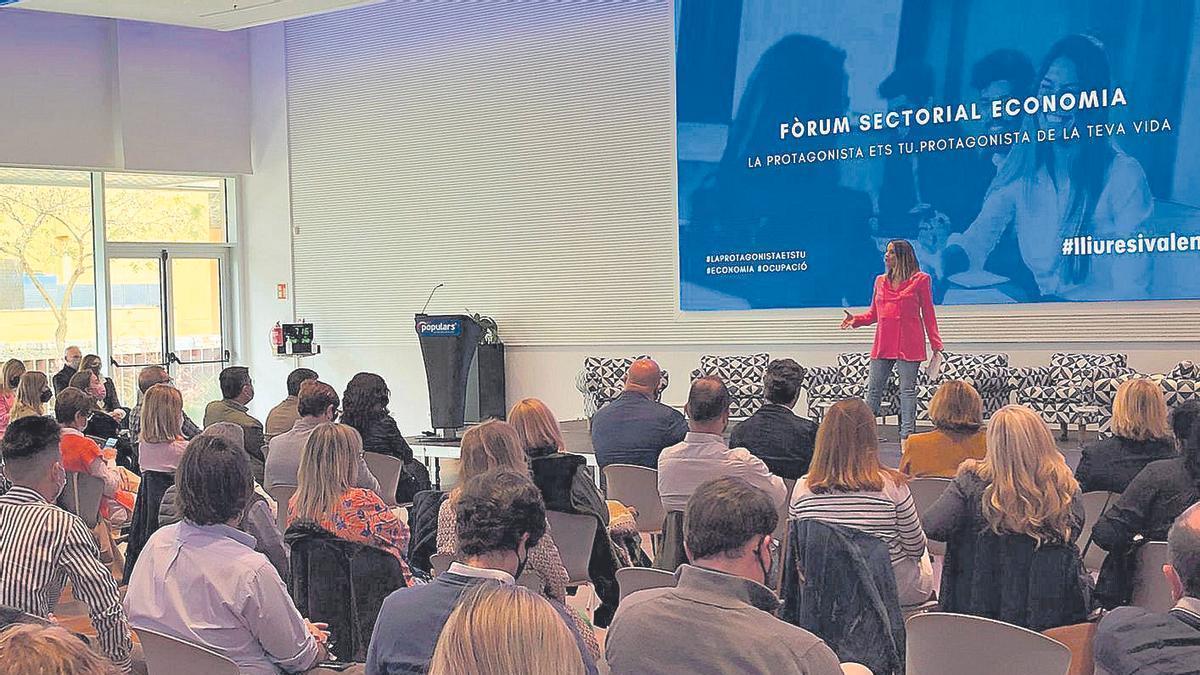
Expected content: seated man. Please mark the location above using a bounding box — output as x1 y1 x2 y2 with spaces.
53 345 81 395
658 377 786 513
265 380 379 494
590 359 688 469
125 435 330 674
129 366 200 449
729 358 817 479
204 366 266 482
1095 501 1200 673
606 477 841 674
366 470 598 675
265 368 318 443
0 416 137 673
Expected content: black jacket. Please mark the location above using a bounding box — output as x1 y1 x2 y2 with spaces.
345 414 430 503
121 470 175 584
53 365 76 395
781 519 905 675
285 521 406 662
1094 458 1200 551
1075 435 1177 494
728 403 817 479
407 489 448 574
924 472 1091 631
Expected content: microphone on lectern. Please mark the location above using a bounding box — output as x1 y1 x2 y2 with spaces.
420 283 445 315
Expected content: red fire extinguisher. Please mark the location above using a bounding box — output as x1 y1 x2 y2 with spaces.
271 322 284 354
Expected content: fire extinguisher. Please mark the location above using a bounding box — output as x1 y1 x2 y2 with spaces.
271 322 284 354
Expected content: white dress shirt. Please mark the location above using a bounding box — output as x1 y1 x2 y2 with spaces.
657 432 787 513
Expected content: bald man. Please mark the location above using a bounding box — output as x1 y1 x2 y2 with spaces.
590 359 687 470
1096 501 1200 672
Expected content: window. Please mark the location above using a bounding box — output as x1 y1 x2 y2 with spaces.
104 173 228 243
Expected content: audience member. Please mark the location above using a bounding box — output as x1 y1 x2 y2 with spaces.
606 476 841 675
510 397 621 626
1076 378 1177 493
10 371 51 423
0 416 136 673
900 380 987 477
0 623 122 675
125 435 329 674
1095 502 1200 673
923 405 1088 629
790 398 933 606
129 366 199 449
658 376 786 513
428 583 585 675
590 359 687 470
728 358 817 479
204 366 266 482
288 422 412 584
366 470 598 675
265 367 318 442
266 380 380 495
437 419 571 603
69 370 125 443
80 354 124 414
56 388 136 527
0 359 26 440
136 384 189 474
53 345 82 395
341 372 428 504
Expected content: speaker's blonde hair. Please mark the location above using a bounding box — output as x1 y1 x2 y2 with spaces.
508 398 565 457
962 405 1079 545
428 583 584 675
139 383 183 444
1111 378 1172 442
292 423 362 523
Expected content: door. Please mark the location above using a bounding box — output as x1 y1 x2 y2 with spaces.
107 248 231 422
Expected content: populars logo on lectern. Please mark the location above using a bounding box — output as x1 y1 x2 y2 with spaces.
416 319 462 337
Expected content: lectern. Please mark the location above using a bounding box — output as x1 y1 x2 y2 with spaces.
416 314 481 438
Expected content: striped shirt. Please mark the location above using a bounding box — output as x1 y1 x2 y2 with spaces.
0 485 132 672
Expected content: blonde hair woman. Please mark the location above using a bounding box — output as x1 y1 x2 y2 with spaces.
923 405 1087 629
790 399 934 606
436 419 572 602
900 380 988 477
10 371 50 422
0 359 26 439
1076 378 1176 493
137 383 189 473
289 422 413 584
428 583 585 675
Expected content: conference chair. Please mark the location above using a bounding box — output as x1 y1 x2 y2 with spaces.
268 484 297 533
906 613 1072 675
546 510 597 589
429 552 546 593
771 478 797 591
841 665 872 675
137 627 239 675
907 477 951 556
1130 541 1172 613
60 472 105 529
602 464 665 538
615 567 675 601
1078 491 1118 573
363 452 402 507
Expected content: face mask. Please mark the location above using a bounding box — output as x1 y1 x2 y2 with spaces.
39 389 53 404
753 536 773 586
513 543 530 580
51 463 67 501
90 382 106 399
7 376 18 389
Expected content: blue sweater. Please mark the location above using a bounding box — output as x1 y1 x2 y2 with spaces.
590 392 688 469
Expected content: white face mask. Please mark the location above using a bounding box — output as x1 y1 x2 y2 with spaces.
51 463 67 501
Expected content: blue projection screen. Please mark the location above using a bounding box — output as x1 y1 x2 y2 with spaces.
676 0 1200 310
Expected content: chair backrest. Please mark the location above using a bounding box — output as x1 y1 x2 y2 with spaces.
268 484 297 533
905 612 1072 675
616 566 676 601
363 452 402 507
1130 541 1172 613
61 472 105 529
429 553 452 576
841 664 872 675
546 510 597 586
1078 491 1117 572
137 627 239 675
602 464 665 533
908 477 951 556
429 552 545 592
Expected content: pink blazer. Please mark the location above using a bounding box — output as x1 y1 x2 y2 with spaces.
851 272 943 362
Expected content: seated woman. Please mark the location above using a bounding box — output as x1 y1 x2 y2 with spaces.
136 384 189 474
9 371 51 423
900 380 987 477
509 398 621 626
0 358 26 440
68 370 124 441
1076 378 1177 494
923 404 1089 630
289 422 414 585
341 372 430 504
790 398 934 606
54 388 138 528
79 354 125 415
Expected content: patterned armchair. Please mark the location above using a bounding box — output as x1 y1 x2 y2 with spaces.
1093 360 1200 437
805 352 898 423
1013 352 1134 438
576 355 669 418
916 352 1013 423
689 353 770 418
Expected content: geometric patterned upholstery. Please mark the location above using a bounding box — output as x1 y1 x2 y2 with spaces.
575 355 670 418
915 352 1012 422
805 352 898 423
1014 352 1133 434
1093 360 1200 437
689 353 770 418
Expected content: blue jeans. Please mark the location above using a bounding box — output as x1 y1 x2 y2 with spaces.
866 358 920 440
